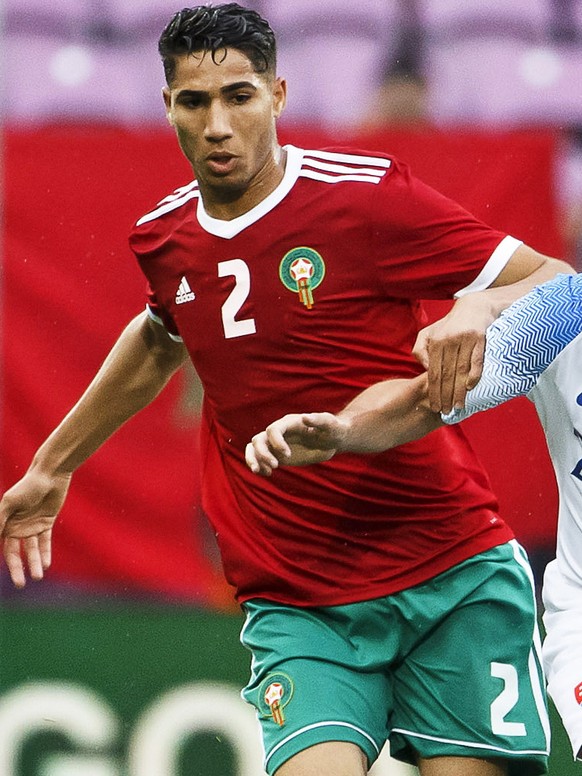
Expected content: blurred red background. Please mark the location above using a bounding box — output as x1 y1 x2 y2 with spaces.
1 123 562 602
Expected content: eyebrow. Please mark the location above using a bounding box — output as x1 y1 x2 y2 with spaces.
176 81 258 100
222 81 258 94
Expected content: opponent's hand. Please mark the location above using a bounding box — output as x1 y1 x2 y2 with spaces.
246 413 348 476
0 469 71 587
413 294 494 413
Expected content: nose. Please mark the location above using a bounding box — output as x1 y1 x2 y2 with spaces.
204 99 232 142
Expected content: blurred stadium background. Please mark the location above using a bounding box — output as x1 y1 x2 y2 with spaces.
1 1 581 774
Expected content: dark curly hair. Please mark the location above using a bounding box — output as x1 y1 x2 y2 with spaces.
159 4 277 85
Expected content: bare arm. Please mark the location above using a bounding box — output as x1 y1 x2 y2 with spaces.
31 312 188 474
0 312 188 586
246 374 442 476
413 245 573 414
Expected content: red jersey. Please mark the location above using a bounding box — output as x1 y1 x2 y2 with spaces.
129 145 517 606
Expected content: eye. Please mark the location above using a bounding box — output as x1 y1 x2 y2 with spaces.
231 92 252 105
177 94 203 109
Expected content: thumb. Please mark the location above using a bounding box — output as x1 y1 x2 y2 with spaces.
302 413 335 430
412 332 430 369
0 489 20 535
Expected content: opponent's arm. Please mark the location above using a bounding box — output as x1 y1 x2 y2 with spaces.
414 245 573 414
246 374 443 476
248 272 574 476
0 312 188 587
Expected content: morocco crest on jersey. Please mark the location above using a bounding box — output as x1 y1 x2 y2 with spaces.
279 247 326 309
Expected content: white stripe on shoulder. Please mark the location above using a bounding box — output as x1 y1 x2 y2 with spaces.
299 168 384 185
157 180 198 205
303 159 387 178
136 183 200 227
303 148 393 169
303 157 390 177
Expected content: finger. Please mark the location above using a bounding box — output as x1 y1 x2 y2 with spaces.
466 337 485 391
448 342 474 411
438 343 462 415
4 537 26 588
250 433 282 473
426 341 445 412
38 529 52 570
245 442 261 474
23 535 44 581
260 418 304 461
412 332 430 370
302 413 333 430
447 333 485 409
261 429 290 462
301 414 341 450
0 499 8 536
245 441 274 476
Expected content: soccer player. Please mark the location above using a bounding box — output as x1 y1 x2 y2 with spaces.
0 5 574 776
246 272 582 762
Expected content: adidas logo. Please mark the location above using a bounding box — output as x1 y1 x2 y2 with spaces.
175 276 195 305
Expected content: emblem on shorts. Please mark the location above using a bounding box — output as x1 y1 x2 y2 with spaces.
258 672 294 726
279 247 325 309
574 682 582 705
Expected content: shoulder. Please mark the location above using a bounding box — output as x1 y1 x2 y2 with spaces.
299 146 395 176
129 179 200 250
291 145 431 226
295 146 470 229
293 144 410 190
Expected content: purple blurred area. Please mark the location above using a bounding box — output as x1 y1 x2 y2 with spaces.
2 0 582 128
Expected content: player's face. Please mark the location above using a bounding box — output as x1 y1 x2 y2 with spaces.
163 49 286 214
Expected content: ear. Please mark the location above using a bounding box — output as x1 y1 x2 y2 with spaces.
272 77 287 119
162 87 175 126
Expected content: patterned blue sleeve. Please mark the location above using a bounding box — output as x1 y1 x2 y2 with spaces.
442 273 582 424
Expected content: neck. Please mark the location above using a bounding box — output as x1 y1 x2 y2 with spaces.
200 145 287 221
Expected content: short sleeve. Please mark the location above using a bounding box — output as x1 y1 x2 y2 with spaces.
145 283 183 342
369 159 518 299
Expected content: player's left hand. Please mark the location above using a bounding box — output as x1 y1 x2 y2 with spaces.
245 413 346 476
413 293 494 413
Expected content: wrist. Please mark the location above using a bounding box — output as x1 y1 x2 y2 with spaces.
31 447 75 479
457 288 499 313
333 416 352 453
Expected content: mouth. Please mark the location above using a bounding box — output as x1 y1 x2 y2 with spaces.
206 153 238 176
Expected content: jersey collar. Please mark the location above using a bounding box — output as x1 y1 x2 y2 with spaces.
196 145 303 239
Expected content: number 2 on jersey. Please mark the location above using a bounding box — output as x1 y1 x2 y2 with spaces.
218 259 256 340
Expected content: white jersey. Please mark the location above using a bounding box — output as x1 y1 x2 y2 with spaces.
443 272 582 758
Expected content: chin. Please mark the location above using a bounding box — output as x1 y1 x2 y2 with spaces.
208 178 248 199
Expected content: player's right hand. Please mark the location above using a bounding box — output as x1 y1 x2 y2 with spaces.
245 412 346 476
0 468 72 588
413 294 490 413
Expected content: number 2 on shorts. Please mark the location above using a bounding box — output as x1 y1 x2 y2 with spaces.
490 662 527 736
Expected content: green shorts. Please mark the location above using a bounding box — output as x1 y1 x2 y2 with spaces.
240 541 549 775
